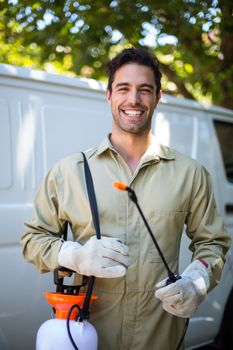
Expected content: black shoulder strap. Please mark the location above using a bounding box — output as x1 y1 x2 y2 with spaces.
62 221 68 241
62 153 101 241
81 152 101 240
78 152 101 320
56 152 101 302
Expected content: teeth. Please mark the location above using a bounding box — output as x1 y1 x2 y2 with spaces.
124 110 142 116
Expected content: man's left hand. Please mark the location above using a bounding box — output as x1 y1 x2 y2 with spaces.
155 260 210 318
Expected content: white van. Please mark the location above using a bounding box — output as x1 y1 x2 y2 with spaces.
0 63 232 350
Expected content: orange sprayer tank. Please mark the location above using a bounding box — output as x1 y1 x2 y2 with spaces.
36 292 98 350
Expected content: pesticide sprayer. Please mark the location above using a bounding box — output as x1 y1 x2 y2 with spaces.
36 152 100 350
36 269 98 350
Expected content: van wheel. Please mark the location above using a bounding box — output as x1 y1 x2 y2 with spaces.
215 287 233 349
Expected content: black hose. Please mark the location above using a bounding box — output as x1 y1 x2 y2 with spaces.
176 318 189 350
66 304 81 350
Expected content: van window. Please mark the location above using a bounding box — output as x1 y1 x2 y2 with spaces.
214 120 233 183
0 100 12 189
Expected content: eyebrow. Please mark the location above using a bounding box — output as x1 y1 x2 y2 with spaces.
114 82 155 90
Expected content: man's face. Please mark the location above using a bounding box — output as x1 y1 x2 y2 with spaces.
106 63 161 135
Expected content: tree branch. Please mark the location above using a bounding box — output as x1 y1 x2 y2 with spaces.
160 62 195 100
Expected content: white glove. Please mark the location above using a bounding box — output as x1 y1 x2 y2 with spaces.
58 236 130 278
155 260 210 318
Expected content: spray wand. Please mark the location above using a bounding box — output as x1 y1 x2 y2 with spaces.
114 182 181 285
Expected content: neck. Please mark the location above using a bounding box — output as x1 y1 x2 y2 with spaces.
110 131 152 174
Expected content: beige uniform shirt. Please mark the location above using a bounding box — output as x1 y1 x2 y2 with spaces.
21 135 230 350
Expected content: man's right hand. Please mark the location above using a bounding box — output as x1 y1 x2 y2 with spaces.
58 236 130 278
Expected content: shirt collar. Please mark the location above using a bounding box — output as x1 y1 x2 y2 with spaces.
142 135 175 162
96 134 116 155
96 134 175 161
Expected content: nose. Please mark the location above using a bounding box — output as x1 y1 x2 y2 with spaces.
127 89 141 105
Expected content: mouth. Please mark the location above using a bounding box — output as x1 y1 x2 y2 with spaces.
121 108 145 118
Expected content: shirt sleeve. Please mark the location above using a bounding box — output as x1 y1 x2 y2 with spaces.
185 164 231 290
20 165 66 272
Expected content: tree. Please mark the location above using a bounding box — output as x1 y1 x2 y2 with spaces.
0 0 232 108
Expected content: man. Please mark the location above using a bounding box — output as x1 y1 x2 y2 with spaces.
21 47 230 350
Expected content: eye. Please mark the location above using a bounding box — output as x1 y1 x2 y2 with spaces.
117 87 128 93
140 88 152 94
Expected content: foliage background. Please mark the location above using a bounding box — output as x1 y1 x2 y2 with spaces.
0 0 232 108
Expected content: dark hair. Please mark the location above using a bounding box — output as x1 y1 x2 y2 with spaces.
106 47 162 96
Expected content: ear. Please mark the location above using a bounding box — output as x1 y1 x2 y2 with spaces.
106 89 111 104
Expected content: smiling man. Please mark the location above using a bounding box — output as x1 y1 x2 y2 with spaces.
108 64 159 133
21 47 230 350
106 51 161 175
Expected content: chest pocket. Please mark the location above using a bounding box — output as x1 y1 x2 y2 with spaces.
147 211 187 263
